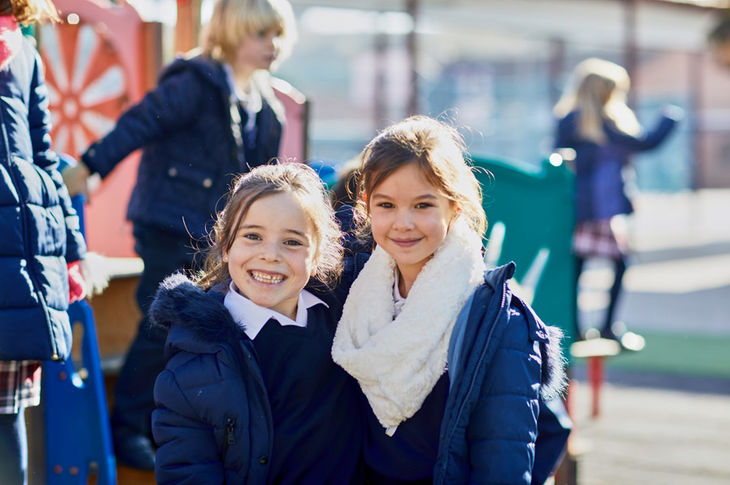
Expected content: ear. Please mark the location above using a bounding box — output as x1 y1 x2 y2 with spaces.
222 252 229 263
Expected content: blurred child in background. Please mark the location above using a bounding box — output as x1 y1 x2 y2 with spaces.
554 58 680 347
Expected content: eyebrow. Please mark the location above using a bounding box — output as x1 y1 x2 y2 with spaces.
370 193 439 201
239 224 308 238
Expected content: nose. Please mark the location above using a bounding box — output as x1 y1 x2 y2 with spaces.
260 240 281 261
393 209 415 230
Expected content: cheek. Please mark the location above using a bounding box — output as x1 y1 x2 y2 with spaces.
369 217 388 245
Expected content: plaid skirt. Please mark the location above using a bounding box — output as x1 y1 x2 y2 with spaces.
0 360 41 414
572 218 627 259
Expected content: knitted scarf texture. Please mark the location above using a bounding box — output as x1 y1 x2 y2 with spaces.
332 219 485 431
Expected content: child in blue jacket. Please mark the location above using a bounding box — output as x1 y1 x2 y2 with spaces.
554 58 680 344
332 116 569 484
62 0 298 468
150 163 364 484
0 1 86 482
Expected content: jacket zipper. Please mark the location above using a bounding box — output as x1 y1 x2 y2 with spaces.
0 105 60 360
437 278 506 481
225 417 235 446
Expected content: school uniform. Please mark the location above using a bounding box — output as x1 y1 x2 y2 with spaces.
150 273 364 484
333 221 570 485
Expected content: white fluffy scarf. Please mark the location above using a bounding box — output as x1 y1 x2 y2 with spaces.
332 219 486 432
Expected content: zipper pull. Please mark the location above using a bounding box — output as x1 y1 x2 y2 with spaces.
226 418 236 445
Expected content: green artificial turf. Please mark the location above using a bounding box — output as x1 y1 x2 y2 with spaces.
604 331 730 378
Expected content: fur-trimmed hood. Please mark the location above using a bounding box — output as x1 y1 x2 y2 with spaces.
149 273 244 353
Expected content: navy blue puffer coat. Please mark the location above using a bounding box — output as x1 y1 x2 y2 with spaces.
0 36 86 361
81 54 283 239
435 263 569 485
555 109 678 222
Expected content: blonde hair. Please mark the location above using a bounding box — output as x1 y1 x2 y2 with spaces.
355 116 487 239
200 0 296 68
554 58 640 143
0 0 58 25
197 163 343 291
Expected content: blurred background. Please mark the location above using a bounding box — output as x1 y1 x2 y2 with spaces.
31 0 730 484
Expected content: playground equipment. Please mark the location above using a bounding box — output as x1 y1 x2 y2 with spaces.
473 154 576 344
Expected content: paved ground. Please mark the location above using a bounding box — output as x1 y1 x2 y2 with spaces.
570 378 730 485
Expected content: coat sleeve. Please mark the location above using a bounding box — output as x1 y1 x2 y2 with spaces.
28 48 86 263
467 304 542 485
604 112 678 153
82 67 207 178
152 368 225 485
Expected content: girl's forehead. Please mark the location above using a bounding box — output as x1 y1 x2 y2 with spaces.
238 192 316 231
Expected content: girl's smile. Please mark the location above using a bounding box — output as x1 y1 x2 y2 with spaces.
369 163 455 296
224 192 317 320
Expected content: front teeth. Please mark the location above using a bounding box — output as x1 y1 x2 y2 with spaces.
251 271 284 284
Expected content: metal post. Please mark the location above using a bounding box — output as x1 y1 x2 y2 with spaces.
549 37 567 109
623 0 638 108
374 27 388 131
405 0 419 116
689 51 702 190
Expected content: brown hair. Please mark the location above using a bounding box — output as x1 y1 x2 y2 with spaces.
197 163 343 291
200 0 296 67
0 0 59 25
355 116 487 239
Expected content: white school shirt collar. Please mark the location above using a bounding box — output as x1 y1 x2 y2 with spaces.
223 63 262 133
223 282 328 340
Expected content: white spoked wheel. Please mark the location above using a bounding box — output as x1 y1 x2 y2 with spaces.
39 21 129 158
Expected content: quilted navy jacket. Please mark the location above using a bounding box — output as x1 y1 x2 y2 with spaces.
0 36 86 361
435 263 569 485
555 109 678 222
81 54 282 239
149 265 362 484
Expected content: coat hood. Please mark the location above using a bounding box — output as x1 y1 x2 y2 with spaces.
149 273 244 348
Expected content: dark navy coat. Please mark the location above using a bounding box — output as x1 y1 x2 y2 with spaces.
0 36 86 361
435 263 569 485
149 268 361 484
81 54 283 239
555 110 678 222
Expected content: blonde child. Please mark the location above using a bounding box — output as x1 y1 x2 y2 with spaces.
150 163 364 484
0 0 87 483
554 58 680 345
62 0 298 468
332 116 568 484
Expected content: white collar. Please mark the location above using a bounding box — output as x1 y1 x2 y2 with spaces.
223 282 327 340
223 63 263 111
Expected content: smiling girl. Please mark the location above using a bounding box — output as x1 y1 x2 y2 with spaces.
149 163 363 484
332 116 568 484
60 0 298 467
